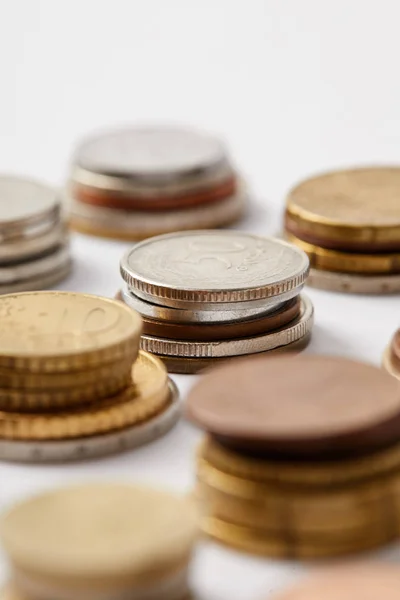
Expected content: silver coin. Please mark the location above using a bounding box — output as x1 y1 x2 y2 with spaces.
140 295 313 358
0 380 180 463
0 244 70 284
69 190 246 240
74 126 229 182
0 176 59 233
121 231 309 309
0 222 68 265
0 260 72 295
121 287 285 323
307 268 400 294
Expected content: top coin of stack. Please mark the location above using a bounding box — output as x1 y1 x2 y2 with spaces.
68 126 246 240
285 167 400 293
0 176 71 294
119 230 313 373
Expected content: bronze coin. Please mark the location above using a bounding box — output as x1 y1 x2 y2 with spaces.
116 292 301 341
271 565 400 600
73 177 237 211
185 354 400 458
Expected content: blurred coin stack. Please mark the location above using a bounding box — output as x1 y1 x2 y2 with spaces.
383 328 400 381
0 483 198 600
0 176 71 293
68 126 246 240
118 231 313 374
187 354 400 557
0 291 179 463
284 167 400 294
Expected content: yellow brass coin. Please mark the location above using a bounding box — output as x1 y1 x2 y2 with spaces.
287 233 400 274
286 168 400 250
0 352 169 439
0 292 142 372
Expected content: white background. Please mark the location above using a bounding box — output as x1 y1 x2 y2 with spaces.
0 1 400 598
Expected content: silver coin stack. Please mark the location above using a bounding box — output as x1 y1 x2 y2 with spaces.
67 126 246 241
119 231 314 374
0 176 71 294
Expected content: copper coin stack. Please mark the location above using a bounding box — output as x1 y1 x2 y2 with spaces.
0 176 72 293
383 328 400 381
0 291 179 463
284 167 400 294
186 354 400 558
67 126 245 240
118 230 313 374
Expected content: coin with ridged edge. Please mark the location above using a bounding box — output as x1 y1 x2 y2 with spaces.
0 292 142 372
121 231 309 309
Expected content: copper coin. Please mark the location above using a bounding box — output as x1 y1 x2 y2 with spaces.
73 176 237 211
116 291 301 341
271 565 400 600
185 355 400 458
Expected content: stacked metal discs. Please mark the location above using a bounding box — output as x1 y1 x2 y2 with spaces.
187 354 400 558
68 126 245 240
0 292 179 463
0 176 71 293
383 328 400 381
119 230 313 374
284 167 400 293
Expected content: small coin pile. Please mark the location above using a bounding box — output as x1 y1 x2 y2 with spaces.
0 483 198 600
118 230 313 374
0 176 71 294
284 167 400 293
187 354 400 557
68 126 245 240
268 565 400 600
0 291 179 463
383 327 400 381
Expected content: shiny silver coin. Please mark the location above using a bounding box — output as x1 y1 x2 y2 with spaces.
307 268 400 294
69 190 246 240
140 295 313 358
0 243 70 284
121 231 309 309
73 126 230 183
0 380 180 463
0 176 59 235
121 287 286 324
0 222 68 265
0 260 72 295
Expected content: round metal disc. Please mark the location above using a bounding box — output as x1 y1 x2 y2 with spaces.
307 268 400 294
0 177 59 231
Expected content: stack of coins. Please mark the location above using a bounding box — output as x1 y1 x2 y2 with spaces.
68 126 245 240
0 483 198 600
268 565 400 600
383 328 400 380
186 354 400 557
284 167 400 293
0 176 71 293
0 292 179 463
118 230 313 374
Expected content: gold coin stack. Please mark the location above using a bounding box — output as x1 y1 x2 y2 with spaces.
284 167 400 293
0 483 198 600
186 354 400 558
0 291 179 463
383 327 400 381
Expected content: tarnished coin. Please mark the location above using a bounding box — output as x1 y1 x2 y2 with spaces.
140 295 313 358
0 176 59 235
307 267 400 294
0 380 180 463
286 167 400 251
0 292 142 372
121 231 309 309
186 355 400 459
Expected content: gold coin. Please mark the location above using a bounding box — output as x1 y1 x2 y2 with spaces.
286 168 400 251
200 515 396 558
0 292 142 372
382 345 400 380
199 437 400 488
0 352 169 439
286 232 400 274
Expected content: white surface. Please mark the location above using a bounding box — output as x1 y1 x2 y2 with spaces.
0 1 400 598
